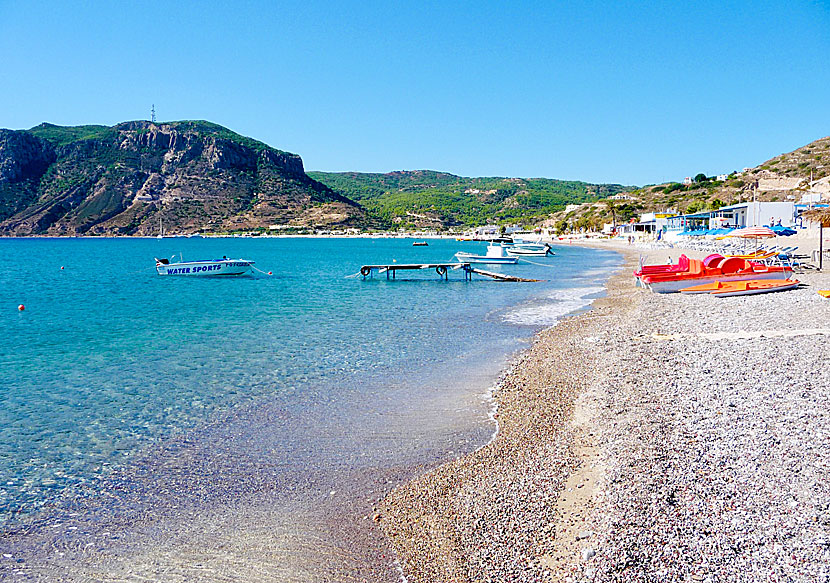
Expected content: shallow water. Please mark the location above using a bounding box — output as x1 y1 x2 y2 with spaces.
0 237 620 580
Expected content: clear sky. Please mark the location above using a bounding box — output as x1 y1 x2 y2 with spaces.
1 0 828 185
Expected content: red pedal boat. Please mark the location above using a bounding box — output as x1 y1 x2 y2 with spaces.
636 255 793 293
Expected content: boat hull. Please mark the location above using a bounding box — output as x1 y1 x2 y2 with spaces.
711 280 799 297
681 279 799 295
156 259 255 276
454 252 518 264
505 246 551 256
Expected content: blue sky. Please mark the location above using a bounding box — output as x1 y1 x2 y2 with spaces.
1 0 828 185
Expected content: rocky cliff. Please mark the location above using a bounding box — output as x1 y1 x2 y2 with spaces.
0 120 368 235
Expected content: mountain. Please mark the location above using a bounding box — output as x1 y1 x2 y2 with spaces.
545 136 830 233
308 170 631 228
0 121 368 236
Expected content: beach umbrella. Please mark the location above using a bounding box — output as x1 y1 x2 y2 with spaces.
802 209 830 270
802 209 830 229
725 226 777 252
727 226 777 239
771 224 796 236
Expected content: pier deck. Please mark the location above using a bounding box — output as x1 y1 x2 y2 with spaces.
359 263 544 282
360 263 472 280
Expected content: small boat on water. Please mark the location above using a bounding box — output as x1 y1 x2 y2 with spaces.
412 241 429 246
505 243 553 256
155 257 255 276
680 279 800 296
455 245 519 264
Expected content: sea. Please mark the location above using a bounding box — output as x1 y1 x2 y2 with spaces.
0 236 620 581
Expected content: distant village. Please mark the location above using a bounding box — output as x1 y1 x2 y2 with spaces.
600 169 830 242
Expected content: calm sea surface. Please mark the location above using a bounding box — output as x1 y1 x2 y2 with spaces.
0 237 619 579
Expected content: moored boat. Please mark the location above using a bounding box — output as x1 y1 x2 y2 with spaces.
155 257 255 276
455 245 519 264
505 243 553 256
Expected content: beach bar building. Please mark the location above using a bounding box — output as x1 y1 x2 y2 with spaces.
715 201 796 229
665 201 797 238
606 211 677 238
665 211 712 235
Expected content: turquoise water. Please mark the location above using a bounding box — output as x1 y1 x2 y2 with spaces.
0 237 619 571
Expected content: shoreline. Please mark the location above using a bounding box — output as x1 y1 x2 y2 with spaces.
377 244 643 581
379 239 830 581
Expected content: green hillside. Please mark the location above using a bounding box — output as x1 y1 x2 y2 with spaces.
308 170 631 227
27 123 114 146
0 120 367 236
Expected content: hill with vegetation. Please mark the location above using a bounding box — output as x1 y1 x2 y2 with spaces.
0 121 369 236
545 136 830 234
308 170 630 228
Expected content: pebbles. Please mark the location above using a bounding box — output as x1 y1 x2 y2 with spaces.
581 263 830 583
378 264 642 582
380 244 830 583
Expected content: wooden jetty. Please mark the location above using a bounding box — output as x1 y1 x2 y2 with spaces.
360 263 472 280
359 263 544 282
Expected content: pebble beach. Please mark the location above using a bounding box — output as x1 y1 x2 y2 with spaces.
379 240 830 582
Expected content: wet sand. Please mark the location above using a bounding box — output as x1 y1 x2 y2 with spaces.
380 240 830 581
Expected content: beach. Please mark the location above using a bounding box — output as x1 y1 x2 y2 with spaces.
380 240 830 582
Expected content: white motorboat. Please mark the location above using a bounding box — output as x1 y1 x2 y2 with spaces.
455 245 519 264
155 257 255 276
505 243 553 256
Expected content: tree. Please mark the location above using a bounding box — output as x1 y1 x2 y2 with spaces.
686 201 705 213
605 198 618 229
694 173 708 183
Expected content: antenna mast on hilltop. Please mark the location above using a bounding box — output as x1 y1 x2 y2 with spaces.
151 104 156 124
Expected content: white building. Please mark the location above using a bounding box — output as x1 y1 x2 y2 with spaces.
716 201 796 228
474 224 500 237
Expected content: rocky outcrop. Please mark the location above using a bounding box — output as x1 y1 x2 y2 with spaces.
0 121 369 235
0 130 55 183
0 130 57 223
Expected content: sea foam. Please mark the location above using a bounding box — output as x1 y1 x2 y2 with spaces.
502 285 606 326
